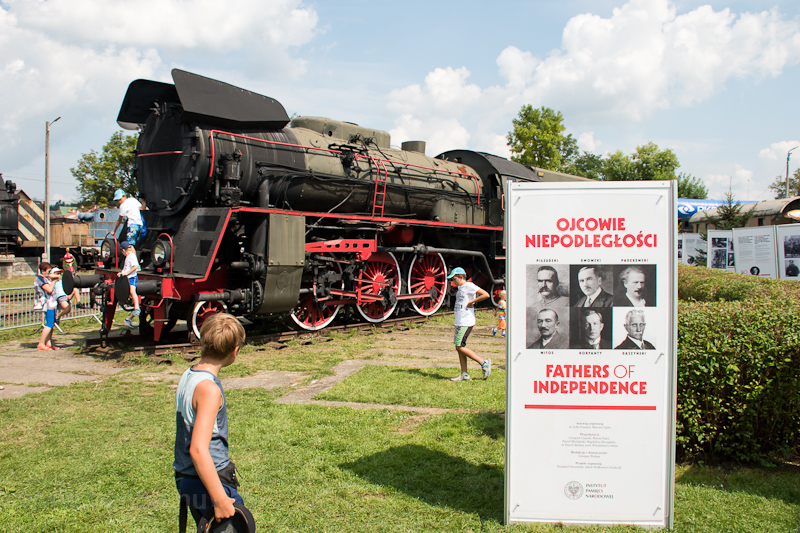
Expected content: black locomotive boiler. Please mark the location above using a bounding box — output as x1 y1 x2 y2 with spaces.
68 69 589 342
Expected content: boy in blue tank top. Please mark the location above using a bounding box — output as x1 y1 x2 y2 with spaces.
174 313 246 527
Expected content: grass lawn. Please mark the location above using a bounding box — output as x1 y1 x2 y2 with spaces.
1 310 799 532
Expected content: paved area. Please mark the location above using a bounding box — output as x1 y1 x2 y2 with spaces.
0 334 125 399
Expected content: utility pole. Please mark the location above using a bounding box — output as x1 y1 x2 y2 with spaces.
787 146 799 199
45 117 60 262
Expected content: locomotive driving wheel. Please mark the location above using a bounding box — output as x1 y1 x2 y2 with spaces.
355 252 401 323
407 252 447 316
291 263 344 331
190 300 227 341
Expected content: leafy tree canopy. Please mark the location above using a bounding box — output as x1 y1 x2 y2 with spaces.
506 105 708 198
768 168 800 199
677 173 709 199
71 131 138 208
506 105 577 172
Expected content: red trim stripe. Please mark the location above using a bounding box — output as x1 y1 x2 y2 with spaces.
524 405 656 411
232 206 502 232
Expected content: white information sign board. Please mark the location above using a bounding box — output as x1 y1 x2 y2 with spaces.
776 225 800 280
505 181 676 528
678 233 703 266
732 226 778 278
707 230 735 272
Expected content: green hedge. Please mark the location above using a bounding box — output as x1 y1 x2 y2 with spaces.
677 266 800 463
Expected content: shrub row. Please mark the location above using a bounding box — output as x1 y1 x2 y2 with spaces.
676 266 800 463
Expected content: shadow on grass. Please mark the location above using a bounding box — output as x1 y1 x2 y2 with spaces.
340 444 503 522
403 368 455 381
676 463 800 506
468 412 505 440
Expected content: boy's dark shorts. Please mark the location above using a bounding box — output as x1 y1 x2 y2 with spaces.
454 326 473 347
176 476 243 527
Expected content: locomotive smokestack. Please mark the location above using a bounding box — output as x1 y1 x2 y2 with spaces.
401 141 426 155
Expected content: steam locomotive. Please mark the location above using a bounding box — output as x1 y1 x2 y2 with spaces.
67 69 588 342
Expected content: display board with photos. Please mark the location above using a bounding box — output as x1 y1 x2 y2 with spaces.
506 181 677 528
732 226 778 279
707 229 735 272
776 224 800 280
677 233 704 266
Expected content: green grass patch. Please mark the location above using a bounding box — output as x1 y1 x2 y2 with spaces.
1 365 800 531
316 365 505 411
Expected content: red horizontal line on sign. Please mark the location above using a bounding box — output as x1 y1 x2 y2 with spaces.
524 405 656 411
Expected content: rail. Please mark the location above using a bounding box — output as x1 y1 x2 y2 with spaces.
0 286 100 331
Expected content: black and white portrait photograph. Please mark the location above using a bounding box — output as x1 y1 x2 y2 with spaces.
612 264 657 307
614 309 655 350
527 306 570 350
786 260 799 277
569 308 613 350
570 265 614 307
526 264 569 308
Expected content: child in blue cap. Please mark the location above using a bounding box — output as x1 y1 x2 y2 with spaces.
447 267 491 381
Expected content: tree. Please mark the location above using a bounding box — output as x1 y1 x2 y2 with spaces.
677 173 708 199
567 152 605 180
689 191 753 266
768 168 800 199
703 191 753 230
507 105 577 172
71 131 138 207
601 143 680 182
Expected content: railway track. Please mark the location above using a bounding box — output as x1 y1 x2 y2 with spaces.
82 313 436 358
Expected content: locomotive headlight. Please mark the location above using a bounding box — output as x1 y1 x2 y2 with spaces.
152 239 171 268
100 238 115 265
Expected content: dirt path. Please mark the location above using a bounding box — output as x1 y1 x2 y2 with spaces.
0 323 507 413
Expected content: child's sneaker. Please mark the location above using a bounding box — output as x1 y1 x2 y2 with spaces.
132 309 141 317
450 372 471 382
482 359 492 379
502 331 506 337
124 317 134 329
492 327 497 336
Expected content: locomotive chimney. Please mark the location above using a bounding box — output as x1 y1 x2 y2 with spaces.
401 141 426 155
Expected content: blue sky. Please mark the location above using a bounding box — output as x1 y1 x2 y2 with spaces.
2 0 799 204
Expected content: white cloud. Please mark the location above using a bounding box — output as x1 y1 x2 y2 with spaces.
0 0 319 186
577 132 601 154
758 141 800 163
385 0 800 159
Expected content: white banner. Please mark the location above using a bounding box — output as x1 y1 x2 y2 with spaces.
707 230 735 272
776 224 800 280
732 226 778 278
505 181 676 528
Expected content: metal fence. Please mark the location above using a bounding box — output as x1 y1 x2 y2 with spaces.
0 286 100 331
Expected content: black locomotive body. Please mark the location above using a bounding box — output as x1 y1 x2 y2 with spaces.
70 70 589 342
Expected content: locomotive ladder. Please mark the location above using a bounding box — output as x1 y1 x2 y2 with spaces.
371 160 389 217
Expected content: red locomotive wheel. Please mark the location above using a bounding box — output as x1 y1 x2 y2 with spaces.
408 253 447 316
291 263 343 331
355 252 401 323
190 300 227 340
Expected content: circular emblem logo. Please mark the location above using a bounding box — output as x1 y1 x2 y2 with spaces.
564 481 583 500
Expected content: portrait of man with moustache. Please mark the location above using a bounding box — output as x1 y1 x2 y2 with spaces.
527 308 568 350
615 309 655 350
613 265 656 307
